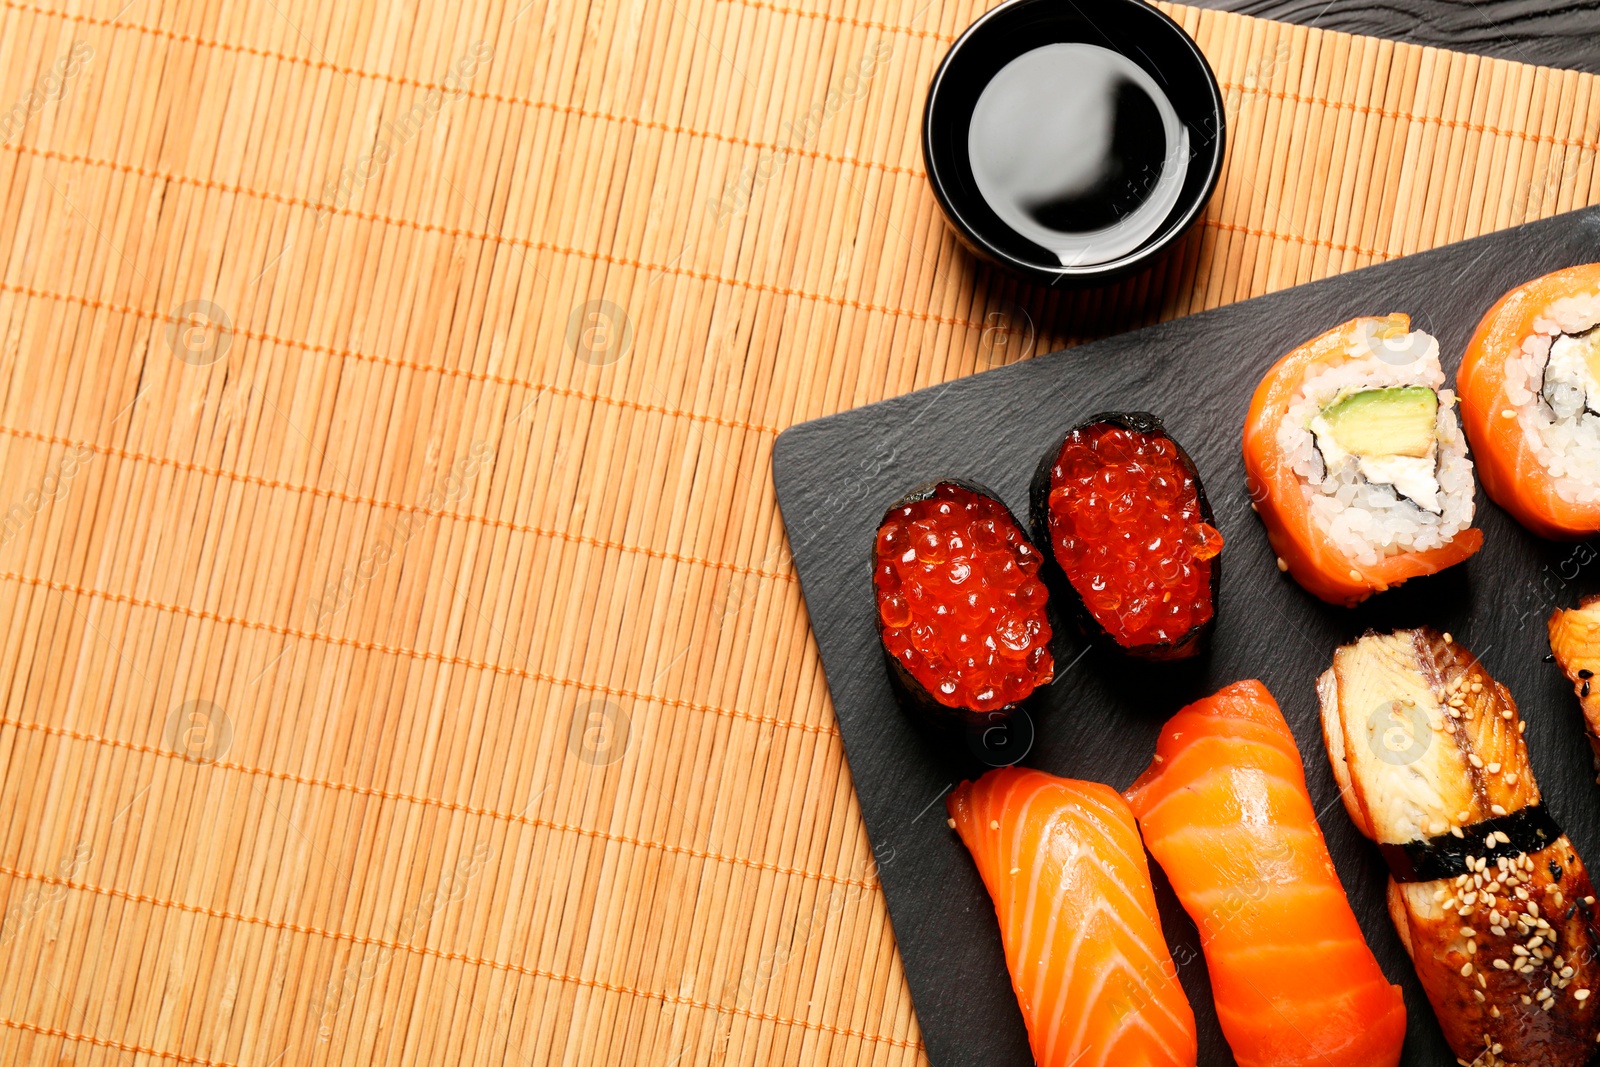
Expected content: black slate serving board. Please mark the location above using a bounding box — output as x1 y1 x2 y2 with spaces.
772 206 1600 1067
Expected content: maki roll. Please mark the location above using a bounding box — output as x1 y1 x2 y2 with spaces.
1320 629 1600 1066
1457 263 1600 539
1244 315 1482 606
873 480 1054 730
1029 412 1222 660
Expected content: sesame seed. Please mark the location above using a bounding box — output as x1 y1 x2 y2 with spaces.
1276 556 1287 572
1502 409 1517 418
1515 945 1530 957
1492 804 1508 816
1010 868 1021 874
1468 940 1478 954
1587 897 1596 906
1459 811 1473 822
1503 711 1515 721
1492 926 1506 936
1490 1006 1501 1018
1461 962 1475 977
990 820 1000 830
1564 967 1577 979
1530 902 1540 918
1506 773 1519 785
1520 721 1528 733
1496 831 1512 845
1488 763 1501 774
1531 936 1546 949
1461 927 1477 938
1472 683 1485 693
1474 989 1486 1002
1470 754 1485 768
1538 988 1553 1001
1452 827 1466 839
1349 569 1361 581
947 818 957 829
1494 959 1512 969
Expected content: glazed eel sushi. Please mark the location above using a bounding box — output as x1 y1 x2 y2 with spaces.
1245 316 1482 605
873 480 1053 730
1458 263 1600 539
1321 628 1600 1066
1030 412 1222 659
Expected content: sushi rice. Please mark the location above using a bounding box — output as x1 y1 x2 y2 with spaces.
1496 288 1600 504
1274 322 1475 566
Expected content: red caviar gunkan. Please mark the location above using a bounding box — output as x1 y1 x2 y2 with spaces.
874 482 1054 713
1033 415 1222 657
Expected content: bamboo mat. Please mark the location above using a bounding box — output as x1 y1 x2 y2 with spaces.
0 0 1597 1062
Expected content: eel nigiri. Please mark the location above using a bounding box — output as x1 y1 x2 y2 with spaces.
1124 679 1406 1067
1029 411 1223 660
1548 595 1600 776
1321 628 1600 1066
874 480 1053 731
948 767 1197 1067
1243 315 1482 605
1457 263 1600 540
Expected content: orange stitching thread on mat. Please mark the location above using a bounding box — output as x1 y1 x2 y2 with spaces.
0 1 921 177
0 863 919 1050
0 569 838 737
0 422 797 585
0 715 874 891
720 0 958 42
0 1017 235 1067
0 280 787 436
5 135 1401 277
0 137 1420 270
1204 219 1394 260
3 141 1406 332
1219 79 1600 153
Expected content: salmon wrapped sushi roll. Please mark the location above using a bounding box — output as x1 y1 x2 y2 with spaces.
948 768 1197 1067
1547 595 1600 777
1243 315 1482 606
1457 263 1600 539
1125 680 1406 1067
1030 412 1223 660
874 480 1053 735
1321 629 1600 1065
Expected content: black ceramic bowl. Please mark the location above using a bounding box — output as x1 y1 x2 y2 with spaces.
923 0 1225 286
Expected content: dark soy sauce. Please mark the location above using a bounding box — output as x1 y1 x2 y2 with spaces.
967 43 1189 267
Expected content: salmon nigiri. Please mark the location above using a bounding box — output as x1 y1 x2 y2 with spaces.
947 768 1197 1067
1125 680 1406 1067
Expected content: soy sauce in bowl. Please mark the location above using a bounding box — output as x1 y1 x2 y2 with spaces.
923 0 1225 286
968 43 1189 269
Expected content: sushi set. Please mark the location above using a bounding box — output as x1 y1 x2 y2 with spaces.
772 206 1600 1066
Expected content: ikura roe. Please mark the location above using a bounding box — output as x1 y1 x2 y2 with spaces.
874 483 1054 711
1045 422 1222 651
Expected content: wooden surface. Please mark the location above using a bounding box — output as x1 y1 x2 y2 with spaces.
0 0 1598 1064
